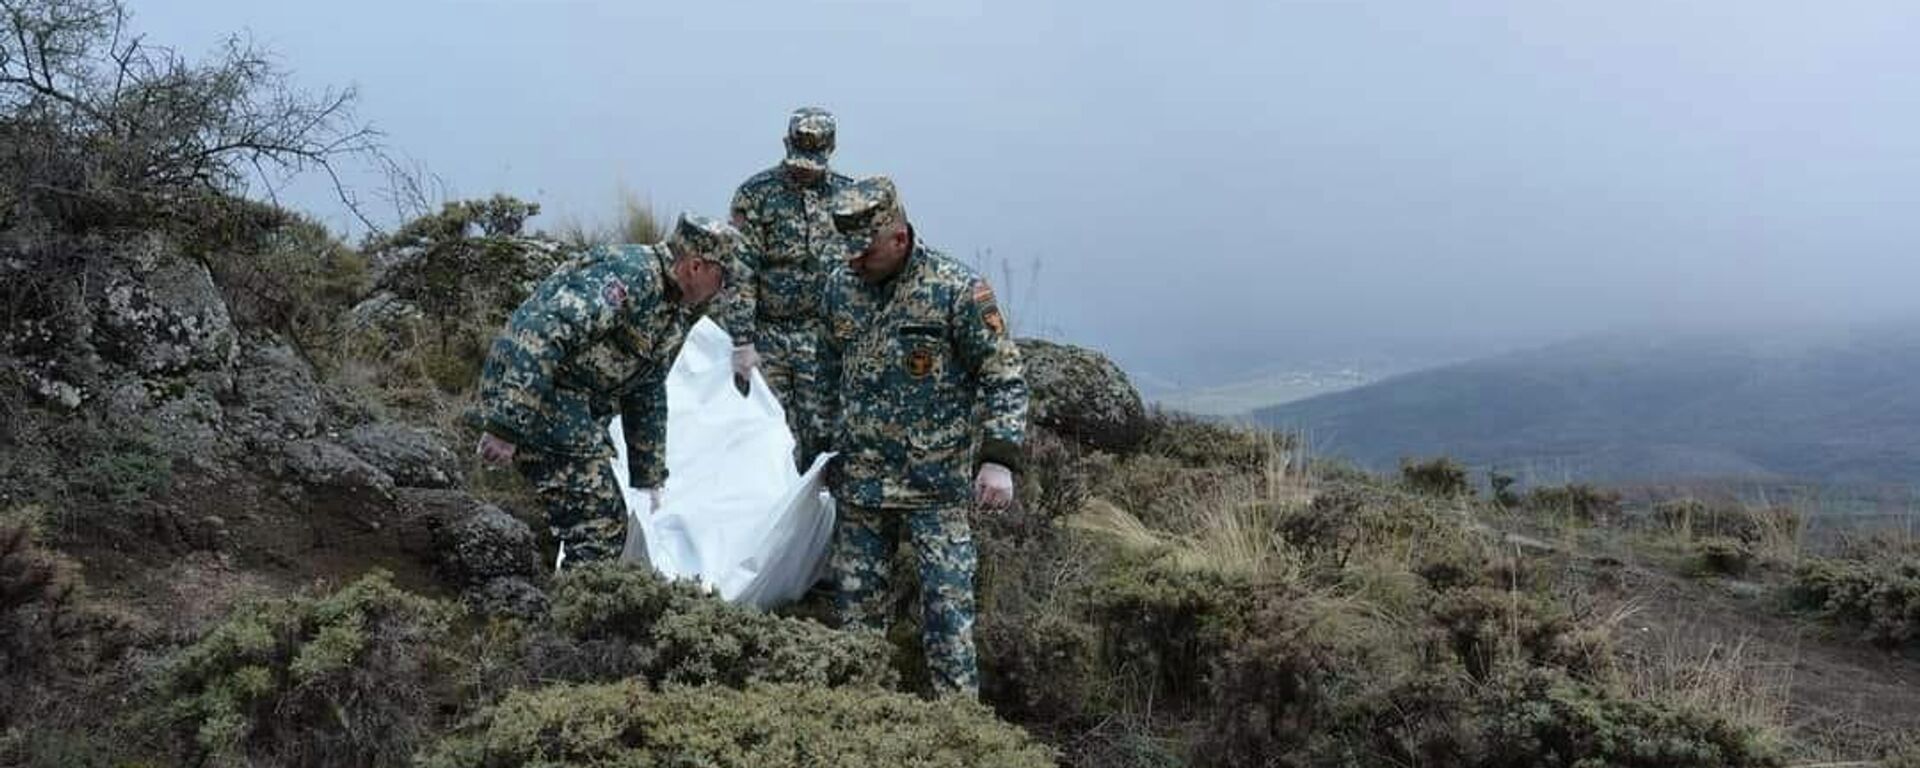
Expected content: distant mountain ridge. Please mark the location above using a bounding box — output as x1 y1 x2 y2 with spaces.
1254 323 1920 487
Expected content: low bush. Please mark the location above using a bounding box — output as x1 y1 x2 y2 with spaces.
543 563 895 689
1477 669 1783 767
1655 499 1802 552
417 680 1056 768
1523 483 1622 524
1136 410 1281 471
1083 551 1256 710
1788 556 1920 649
150 571 464 768
1402 456 1473 498
1693 537 1755 578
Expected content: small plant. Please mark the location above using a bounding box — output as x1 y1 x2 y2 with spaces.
417 680 1056 768
542 563 896 689
1136 410 1283 470
1082 551 1257 709
151 571 464 768
1478 669 1784 768
1401 456 1472 498
71 433 172 505
1692 537 1754 578
1522 483 1622 525
1489 468 1520 508
1788 556 1920 649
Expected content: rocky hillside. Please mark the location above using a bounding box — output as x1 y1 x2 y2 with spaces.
6 3 1920 766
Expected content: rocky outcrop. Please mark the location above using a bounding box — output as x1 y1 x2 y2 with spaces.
1017 338 1149 453
340 423 465 489
93 232 238 376
399 489 543 617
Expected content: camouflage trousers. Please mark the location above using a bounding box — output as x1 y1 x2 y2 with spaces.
757 320 825 466
830 502 979 698
515 451 626 567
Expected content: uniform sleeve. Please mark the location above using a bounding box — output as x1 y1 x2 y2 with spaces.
954 275 1029 472
475 267 616 448
619 366 669 488
708 187 760 344
813 278 845 465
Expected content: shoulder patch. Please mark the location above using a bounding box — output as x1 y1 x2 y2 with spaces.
600 277 629 308
971 280 995 304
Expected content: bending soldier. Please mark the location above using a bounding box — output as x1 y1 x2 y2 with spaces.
819 176 1029 698
473 213 741 565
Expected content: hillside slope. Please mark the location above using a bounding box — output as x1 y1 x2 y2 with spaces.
1255 324 1920 486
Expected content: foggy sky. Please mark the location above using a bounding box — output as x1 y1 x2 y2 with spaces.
139 1 1920 389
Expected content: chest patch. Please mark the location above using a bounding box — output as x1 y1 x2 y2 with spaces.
906 347 935 378
600 277 630 308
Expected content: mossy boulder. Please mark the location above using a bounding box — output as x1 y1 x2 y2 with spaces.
1017 338 1148 453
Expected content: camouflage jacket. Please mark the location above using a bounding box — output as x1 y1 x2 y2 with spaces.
476 244 691 487
820 243 1028 509
713 166 854 342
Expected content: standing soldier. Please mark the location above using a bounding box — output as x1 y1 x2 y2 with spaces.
819 176 1028 698
473 213 741 565
717 107 854 465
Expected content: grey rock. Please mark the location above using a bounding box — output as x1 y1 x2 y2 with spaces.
1016 338 1150 452
282 438 396 502
346 290 425 339
398 489 539 588
341 423 465 489
235 342 325 438
438 502 539 585
94 234 238 375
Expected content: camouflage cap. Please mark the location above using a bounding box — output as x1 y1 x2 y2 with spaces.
783 107 836 174
830 176 906 258
665 212 744 277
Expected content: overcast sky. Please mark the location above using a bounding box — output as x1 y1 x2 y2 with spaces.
140 1 1920 389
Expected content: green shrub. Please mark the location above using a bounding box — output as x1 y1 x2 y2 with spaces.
418 680 1055 768
1431 586 1613 684
1477 669 1783 767
544 563 895 689
1655 499 1801 548
1401 456 1473 498
1788 556 1920 649
71 432 172 505
1489 469 1520 508
194 200 371 352
1136 410 1281 470
1199 590 1442 767
1692 537 1754 578
151 571 464 768
369 195 550 334
1280 482 1456 569
978 608 1098 727
1523 483 1622 524
1084 552 1255 709
1883 738 1920 768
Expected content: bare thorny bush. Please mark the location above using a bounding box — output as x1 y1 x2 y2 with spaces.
0 0 396 350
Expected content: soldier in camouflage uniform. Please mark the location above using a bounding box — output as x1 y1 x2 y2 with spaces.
474 213 741 565
715 107 855 465
819 176 1028 698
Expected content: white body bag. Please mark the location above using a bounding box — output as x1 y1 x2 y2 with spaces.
606 317 835 609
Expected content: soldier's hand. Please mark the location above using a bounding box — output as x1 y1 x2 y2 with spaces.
641 487 663 513
973 462 1015 511
476 432 517 466
731 343 761 378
